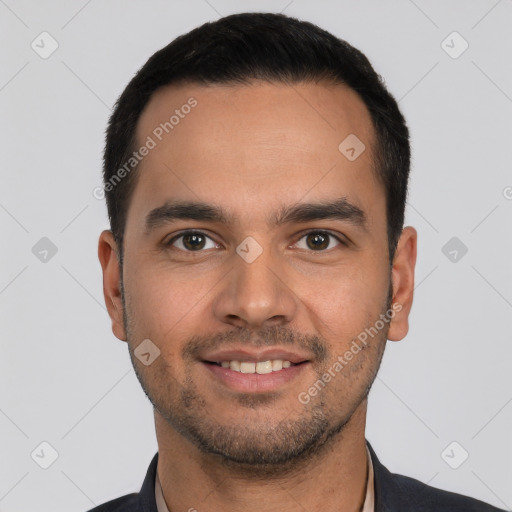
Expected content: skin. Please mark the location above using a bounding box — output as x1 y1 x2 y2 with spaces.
98 80 417 512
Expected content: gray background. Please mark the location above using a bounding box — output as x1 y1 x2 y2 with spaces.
1 0 511 510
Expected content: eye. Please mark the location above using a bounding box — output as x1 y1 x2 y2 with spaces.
293 230 344 252
166 230 218 252
165 229 346 253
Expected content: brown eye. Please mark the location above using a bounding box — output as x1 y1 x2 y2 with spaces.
167 231 217 252
295 231 342 252
182 233 206 250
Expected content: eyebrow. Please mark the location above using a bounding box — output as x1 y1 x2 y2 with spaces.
144 197 367 234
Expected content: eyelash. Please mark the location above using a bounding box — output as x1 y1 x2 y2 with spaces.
165 229 346 253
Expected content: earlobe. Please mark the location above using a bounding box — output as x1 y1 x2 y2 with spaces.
387 226 417 342
98 230 127 341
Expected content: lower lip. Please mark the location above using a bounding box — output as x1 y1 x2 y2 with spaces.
202 362 309 393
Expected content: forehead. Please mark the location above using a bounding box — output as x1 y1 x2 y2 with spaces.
127 80 383 233
137 79 376 160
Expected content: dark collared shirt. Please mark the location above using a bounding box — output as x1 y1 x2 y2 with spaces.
87 441 505 511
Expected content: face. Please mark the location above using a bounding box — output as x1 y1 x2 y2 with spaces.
99 80 416 470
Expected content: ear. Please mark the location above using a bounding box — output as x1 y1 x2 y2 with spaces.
387 226 417 342
98 230 127 341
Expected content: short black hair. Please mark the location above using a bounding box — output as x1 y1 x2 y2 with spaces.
103 12 410 262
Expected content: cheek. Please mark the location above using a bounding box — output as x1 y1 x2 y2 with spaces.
124 271 195 386
124 262 191 340
303 263 389 337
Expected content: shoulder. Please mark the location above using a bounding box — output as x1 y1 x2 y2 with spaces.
389 471 505 512
367 442 505 512
86 452 159 511
86 493 138 512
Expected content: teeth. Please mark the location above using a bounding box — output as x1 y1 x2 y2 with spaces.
240 362 256 374
256 361 272 374
272 360 283 371
220 359 293 373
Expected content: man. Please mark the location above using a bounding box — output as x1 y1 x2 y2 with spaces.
92 12 504 512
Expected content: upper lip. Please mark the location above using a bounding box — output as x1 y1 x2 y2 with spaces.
201 347 311 364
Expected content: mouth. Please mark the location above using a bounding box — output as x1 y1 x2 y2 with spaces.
204 359 302 374
199 349 311 393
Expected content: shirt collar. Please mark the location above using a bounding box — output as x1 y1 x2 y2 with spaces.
363 444 375 512
155 445 375 512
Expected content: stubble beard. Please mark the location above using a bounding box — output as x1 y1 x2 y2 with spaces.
122 278 390 476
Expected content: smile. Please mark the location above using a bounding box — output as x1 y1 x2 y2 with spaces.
202 358 309 393
208 359 295 374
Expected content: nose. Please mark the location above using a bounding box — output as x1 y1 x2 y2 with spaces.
212 242 298 330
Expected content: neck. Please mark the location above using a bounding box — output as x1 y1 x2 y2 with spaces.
155 400 369 512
